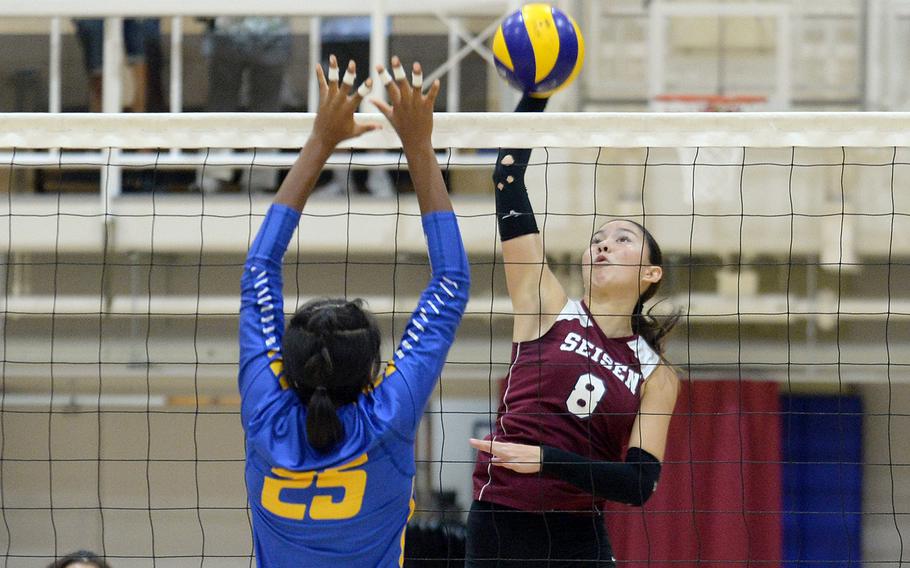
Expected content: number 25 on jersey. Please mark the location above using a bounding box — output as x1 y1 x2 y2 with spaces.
261 453 368 520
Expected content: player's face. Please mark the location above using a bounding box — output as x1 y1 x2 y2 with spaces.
581 220 661 296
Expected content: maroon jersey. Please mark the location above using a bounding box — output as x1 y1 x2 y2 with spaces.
472 299 660 512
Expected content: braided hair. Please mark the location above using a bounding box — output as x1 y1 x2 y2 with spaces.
283 298 381 452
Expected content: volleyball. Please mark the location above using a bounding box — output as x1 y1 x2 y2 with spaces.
492 3 585 98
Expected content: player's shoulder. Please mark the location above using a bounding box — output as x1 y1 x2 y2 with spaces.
626 336 661 378
553 298 591 327
640 360 680 400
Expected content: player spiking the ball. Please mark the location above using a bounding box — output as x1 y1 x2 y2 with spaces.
466 6 681 562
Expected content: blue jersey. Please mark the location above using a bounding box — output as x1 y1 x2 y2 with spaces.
238 204 470 568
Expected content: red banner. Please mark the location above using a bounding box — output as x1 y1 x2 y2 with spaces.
605 380 782 567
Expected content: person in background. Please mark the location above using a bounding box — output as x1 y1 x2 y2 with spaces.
198 17 293 193
315 16 396 197
73 18 161 113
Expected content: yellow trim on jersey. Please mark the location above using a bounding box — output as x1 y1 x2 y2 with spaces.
398 480 416 567
370 358 397 391
267 350 288 389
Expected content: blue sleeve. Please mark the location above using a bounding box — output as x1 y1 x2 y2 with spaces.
238 204 301 436
370 211 470 440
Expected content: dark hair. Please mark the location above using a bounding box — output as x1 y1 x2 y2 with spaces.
48 551 111 568
626 220 679 356
283 298 381 452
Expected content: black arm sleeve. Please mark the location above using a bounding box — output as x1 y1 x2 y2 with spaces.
494 95 549 241
540 446 662 506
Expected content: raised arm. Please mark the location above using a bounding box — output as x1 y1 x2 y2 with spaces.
496 96 567 342
273 56 379 212
239 56 378 431
368 57 470 437
372 57 450 215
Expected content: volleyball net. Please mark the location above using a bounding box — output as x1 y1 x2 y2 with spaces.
1 112 909 566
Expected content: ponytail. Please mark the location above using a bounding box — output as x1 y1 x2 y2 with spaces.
300 343 344 451
305 386 344 452
631 299 680 357
626 221 680 356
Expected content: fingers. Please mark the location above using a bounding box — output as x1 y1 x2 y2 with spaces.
321 55 374 106
327 54 340 89
425 79 441 104
391 56 410 104
376 63 401 105
351 77 372 107
378 65 393 88
329 56 430 103
470 438 508 459
341 59 356 93
391 56 408 84
411 62 423 90
315 63 328 97
469 438 495 452
379 57 436 104
353 122 382 138
371 97 393 121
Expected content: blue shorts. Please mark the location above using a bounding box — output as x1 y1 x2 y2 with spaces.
74 18 160 73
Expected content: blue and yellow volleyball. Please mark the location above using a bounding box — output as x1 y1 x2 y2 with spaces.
492 3 585 98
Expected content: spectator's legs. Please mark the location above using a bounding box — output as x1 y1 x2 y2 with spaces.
141 19 165 112
242 61 284 192
236 35 292 192
247 63 285 113
319 39 391 195
74 19 104 112
207 33 245 112
123 19 162 112
196 34 247 191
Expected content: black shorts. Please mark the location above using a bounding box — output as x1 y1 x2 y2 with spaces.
465 500 616 567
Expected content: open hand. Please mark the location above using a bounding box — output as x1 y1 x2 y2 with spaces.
469 438 542 474
311 55 380 150
372 57 440 149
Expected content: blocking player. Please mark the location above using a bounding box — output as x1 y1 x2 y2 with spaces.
238 55 469 567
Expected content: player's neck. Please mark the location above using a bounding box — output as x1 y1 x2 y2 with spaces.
583 293 636 338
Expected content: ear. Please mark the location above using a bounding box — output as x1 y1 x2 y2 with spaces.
642 265 663 285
